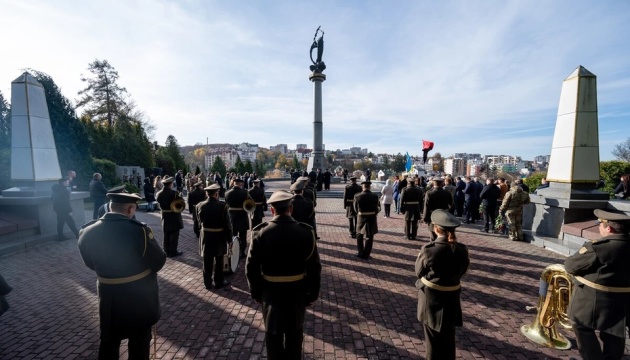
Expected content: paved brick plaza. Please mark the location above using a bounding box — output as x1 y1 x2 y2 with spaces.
1 180 629 359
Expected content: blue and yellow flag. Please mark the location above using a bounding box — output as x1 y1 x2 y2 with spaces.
405 152 412 172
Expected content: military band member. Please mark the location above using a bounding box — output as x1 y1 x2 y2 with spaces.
300 176 319 239
249 179 268 228
353 181 380 259
415 210 469 360
156 176 184 257
78 192 167 360
400 177 424 240
423 177 453 241
343 176 362 238
225 178 250 258
246 191 322 360
290 180 315 230
187 181 206 239
196 184 232 290
565 209 630 360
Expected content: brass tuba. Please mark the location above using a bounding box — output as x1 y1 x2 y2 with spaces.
243 198 256 214
520 264 573 350
170 192 186 213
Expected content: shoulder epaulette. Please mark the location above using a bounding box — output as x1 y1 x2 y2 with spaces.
130 218 148 227
252 222 269 231
81 219 99 229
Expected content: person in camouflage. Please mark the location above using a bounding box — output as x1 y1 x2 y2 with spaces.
499 185 531 241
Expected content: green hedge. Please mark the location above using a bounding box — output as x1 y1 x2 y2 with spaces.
92 158 117 187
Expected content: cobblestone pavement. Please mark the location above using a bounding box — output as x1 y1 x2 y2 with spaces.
1 181 629 359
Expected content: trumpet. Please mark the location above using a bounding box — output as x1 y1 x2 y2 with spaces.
170 192 186 213
243 198 256 214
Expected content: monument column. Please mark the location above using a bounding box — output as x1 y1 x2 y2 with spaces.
307 27 326 172
309 72 326 171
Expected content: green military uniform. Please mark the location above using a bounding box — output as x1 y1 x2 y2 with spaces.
564 209 630 360
248 180 268 228
499 185 530 241
196 184 233 290
415 210 469 360
353 182 380 259
299 177 319 239
78 192 167 359
290 181 315 230
246 191 322 360
343 177 362 238
187 182 206 238
156 177 184 256
400 180 424 240
225 179 250 258
423 178 453 241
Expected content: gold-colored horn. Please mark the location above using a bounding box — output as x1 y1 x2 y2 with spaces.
243 198 256 214
520 264 573 350
170 192 186 213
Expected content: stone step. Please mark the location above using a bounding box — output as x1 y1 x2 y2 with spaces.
525 230 582 257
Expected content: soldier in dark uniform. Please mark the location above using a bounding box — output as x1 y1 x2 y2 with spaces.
78 192 167 360
323 168 332 190
290 181 315 230
564 209 630 360
400 177 424 240
343 176 362 238
353 181 380 259
300 176 319 239
249 179 268 228
246 191 322 360
415 210 469 360
187 181 206 239
225 178 250 258
196 184 232 290
156 176 184 257
423 177 454 241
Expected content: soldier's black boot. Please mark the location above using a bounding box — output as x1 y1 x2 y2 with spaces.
356 234 364 258
363 238 373 259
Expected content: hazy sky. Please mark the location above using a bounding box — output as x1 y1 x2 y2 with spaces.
1 1 629 160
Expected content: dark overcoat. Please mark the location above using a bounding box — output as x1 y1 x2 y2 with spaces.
196 197 233 257
343 183 362 218
401 185 424 221
354 190 380 238
415 237 469 331
248 186 268 220
78 213 167 340
156 187 184 231
246 215 322 333
422 187 453 224
291 194 315 230
564 234 630 337
225 187 250 232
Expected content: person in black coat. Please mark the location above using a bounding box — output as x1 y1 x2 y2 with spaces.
51 177 79 240
454 177 466 217
479 178 501 233
463 177 478 224
353 181 380 259
89 173 108 220
564 209 630 359
196 184 232 290
156 176 184 257
343 177 362 238
187 181 206 239
143 178 156 212
416 210 469 360
249 179 268 228
316 168 323 192
322 169 332 190
290 181 315 230
246 191 321 360
400 178 424 240
423 177 454 241
78 192 167 359
225 178 251 258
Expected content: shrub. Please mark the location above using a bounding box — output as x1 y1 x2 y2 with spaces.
92 158 117 187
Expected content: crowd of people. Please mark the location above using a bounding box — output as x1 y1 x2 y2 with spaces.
56 167 630 360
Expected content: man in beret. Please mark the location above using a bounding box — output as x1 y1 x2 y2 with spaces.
353 181 380 259
156 176 184 257
225 178 251 258
343 176 362 238
187 181 206 239
246 191 321 359
78 192 167 359
415 209 469 360
196 184 232 290
290 180 315 230
248 179 268 228
400 177 424 240
565 209 630 359
423 177 454 241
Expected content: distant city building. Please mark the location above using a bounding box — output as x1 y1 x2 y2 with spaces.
341 149 351 155
484 155 522 166
453 153 482 161
296 143 307 150
270 144 288 154
295 148 312 161
349 147 361 154
444 158 466 177
204 142 258 170
534 155 550 166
